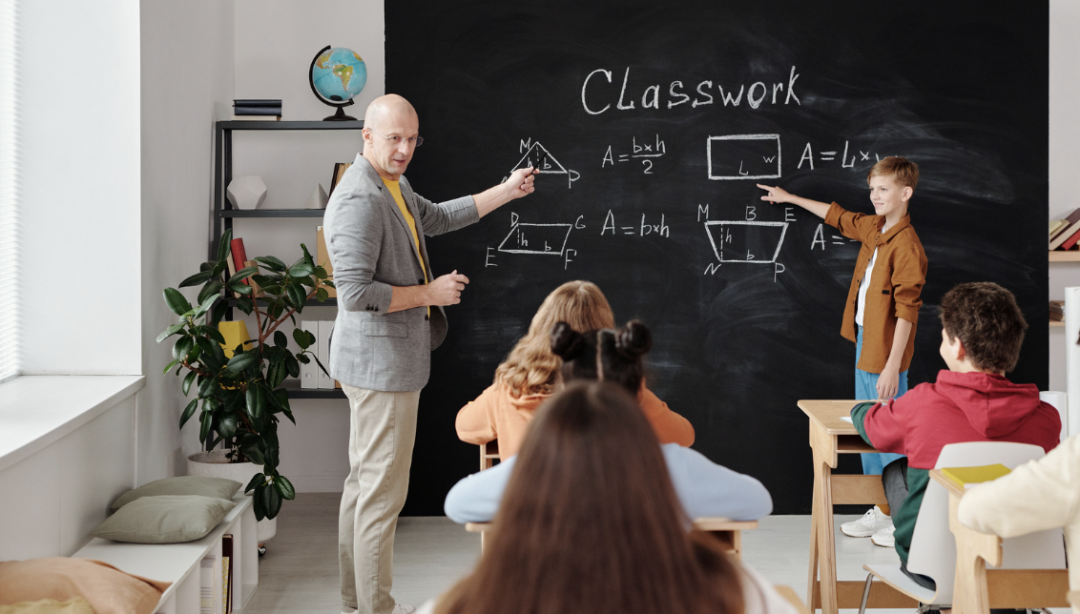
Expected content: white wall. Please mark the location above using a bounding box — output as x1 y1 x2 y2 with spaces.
0 397 135 559
1047 0 1080 392
139 0 236 484
230 0 385 492
18 0 141 375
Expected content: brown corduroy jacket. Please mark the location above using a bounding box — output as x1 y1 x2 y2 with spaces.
825 202 927 374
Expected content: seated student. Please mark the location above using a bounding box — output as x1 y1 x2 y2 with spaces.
850 282 1060 587
455 280 694 458
425 382 795 614
957 432 1079 614
444 320 771 523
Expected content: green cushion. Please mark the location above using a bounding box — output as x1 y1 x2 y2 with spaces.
90 495 236 544
110 476 241 512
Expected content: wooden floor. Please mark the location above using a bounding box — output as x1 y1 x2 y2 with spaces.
245 493 1066 614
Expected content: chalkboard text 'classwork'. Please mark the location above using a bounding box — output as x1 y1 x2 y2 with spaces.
581 66 801 115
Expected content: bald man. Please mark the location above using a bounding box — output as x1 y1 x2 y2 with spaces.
323 94 536 614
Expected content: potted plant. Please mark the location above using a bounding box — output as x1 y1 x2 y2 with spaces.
157 229 333 523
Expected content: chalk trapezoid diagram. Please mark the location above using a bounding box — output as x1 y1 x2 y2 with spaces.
703 220 788 264
497 222 573 256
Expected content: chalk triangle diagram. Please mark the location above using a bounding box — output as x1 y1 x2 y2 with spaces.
511 142 568 176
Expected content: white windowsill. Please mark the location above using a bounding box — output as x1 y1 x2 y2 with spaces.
0 375 146 473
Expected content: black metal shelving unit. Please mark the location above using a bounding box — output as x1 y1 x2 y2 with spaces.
212 120 364 400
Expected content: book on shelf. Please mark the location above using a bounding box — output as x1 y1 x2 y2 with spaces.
231 239 249 285
222 534 234 613
1050 207 1080 249
244 260 262 297
230 114 281 121
1060 225 1080 251
316 226 337 298
1050 219 1066 238
941 463 1011 489
328 162 353 197
1051 299 1064 321
234 99 282 107
234 106 283 116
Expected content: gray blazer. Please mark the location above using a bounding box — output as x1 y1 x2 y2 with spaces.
323 155 479 391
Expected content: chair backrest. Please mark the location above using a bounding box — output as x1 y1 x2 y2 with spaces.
1039 390 1068 441
906 441 1064 604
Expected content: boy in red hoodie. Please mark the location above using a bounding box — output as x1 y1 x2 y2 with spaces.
850 282 1060 588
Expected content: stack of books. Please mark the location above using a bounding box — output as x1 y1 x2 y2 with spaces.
1049 208 1080 250
1050 300 1064 322
232 99 282 121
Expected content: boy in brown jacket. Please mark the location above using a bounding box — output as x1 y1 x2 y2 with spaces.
758 157 928 542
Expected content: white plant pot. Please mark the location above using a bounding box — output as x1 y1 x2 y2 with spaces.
187 450 277 543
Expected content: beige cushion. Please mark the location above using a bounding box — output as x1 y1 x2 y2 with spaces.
109 476 241 512
0 559 169 614
0 598 93 614
91 495 235 544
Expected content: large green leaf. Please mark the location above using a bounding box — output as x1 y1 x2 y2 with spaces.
235 297 254 315
211 300 229 325
217 413 239 440
179 398 199 429
255 255 287 272
194 293 219 318
244 472 265 495
284 353 300 378
253 485 266 521
198 375 219 399
285 283 306 310
172 336 193 362
156 323 185 344
242 438 266 466
274 389 294 424
163 358 180 375
315 287 329 302
193 335 217 357
164 288 192 316
274 331 288 349
197 280 225 305
182 371 197 396
275 475 296 500
179 271 213 288
265 481 282 518
245 384 265 419
198 325 226 345
229 282 253 297
226 351 257 373
313 265 328 280
199 407 213 443
217 228 233 262
229 266 259 284
287 262 314 278
292 328 312 349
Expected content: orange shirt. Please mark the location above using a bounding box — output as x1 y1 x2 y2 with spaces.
455 380 695 458
824 202 927 374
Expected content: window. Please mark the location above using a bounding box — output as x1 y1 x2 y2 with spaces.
0 0 21 383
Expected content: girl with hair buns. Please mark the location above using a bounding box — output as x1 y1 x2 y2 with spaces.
444 320 772 524
429 382 792 614
455 280 693 459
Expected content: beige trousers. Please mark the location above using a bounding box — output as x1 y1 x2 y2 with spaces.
339 385 420 614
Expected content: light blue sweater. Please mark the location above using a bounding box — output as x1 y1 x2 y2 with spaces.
444 443 773 523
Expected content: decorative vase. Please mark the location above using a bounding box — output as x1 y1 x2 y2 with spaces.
187 450 277 545
226 175 267 210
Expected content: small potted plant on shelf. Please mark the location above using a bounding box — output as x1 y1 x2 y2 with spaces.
157 229 333 525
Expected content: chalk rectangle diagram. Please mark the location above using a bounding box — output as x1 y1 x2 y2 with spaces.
704 221 788 264
498 223 573 256
707 134 782 180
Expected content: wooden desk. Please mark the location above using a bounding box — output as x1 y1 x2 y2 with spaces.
930 470 1069 614
799 400 915 614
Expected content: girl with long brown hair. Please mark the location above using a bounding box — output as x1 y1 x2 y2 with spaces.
444 319 771 524
430 382 793 614
455 280 694 458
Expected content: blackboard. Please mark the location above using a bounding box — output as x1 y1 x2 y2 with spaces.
386 0 1049 515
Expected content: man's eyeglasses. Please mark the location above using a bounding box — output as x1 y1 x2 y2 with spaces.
368 127 423 147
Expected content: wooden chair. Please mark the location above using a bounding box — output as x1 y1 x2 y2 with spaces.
776 585 811 614
479 440 499 471
857 442 1066 614
469 517 758 558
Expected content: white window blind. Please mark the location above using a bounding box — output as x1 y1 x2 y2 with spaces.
0 0 22 383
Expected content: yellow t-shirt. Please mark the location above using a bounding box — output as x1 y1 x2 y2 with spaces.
381 178 428 283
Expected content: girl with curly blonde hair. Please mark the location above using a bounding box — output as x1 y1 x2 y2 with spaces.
455 280 693 458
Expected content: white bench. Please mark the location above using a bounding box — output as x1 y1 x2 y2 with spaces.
73 492 258 614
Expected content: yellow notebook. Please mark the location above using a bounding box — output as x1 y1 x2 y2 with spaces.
941 463 1011 489
218 321 253 359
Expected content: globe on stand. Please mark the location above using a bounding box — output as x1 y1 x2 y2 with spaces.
308 45 367 121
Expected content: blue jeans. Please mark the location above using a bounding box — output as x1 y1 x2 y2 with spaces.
856 325 908 475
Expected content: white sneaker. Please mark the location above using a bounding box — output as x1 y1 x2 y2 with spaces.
392 605 417 614
840 506 893 537
871 524 896 548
